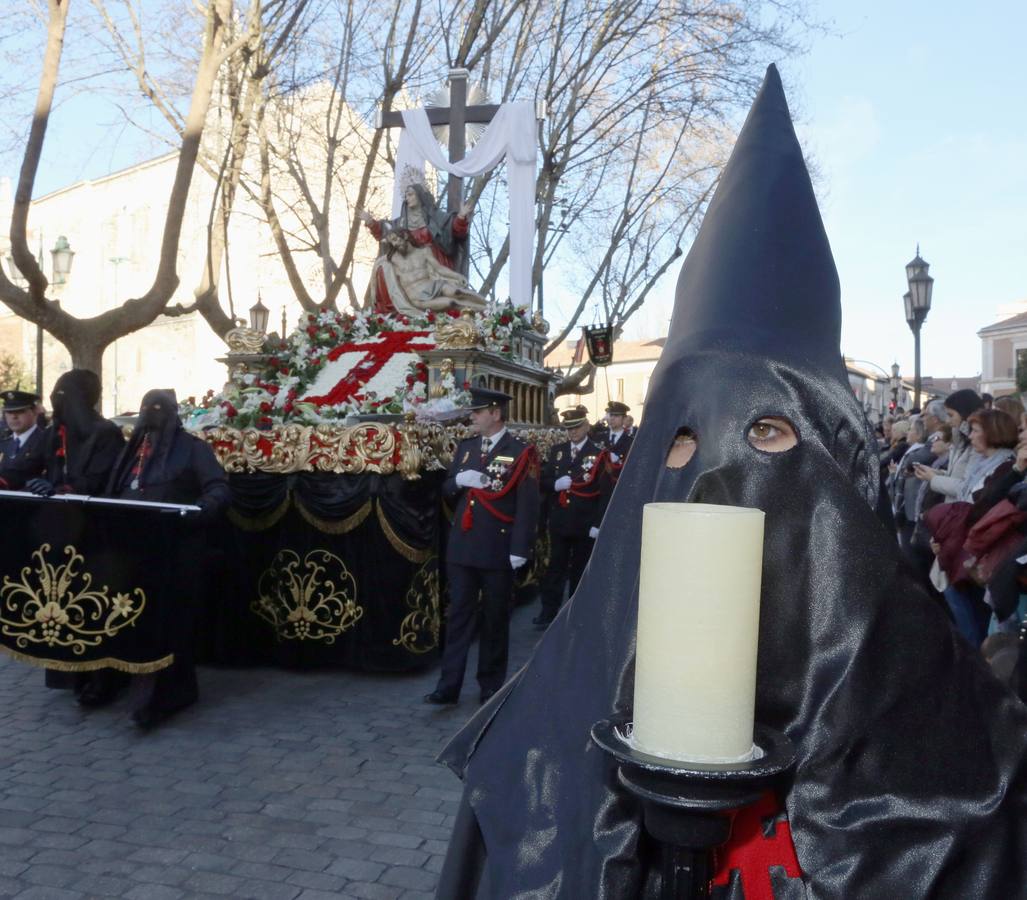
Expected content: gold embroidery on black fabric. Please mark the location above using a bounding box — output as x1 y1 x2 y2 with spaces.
254 549 362 642
294 498 372 534
376 502 432 563
0 646 173 674
0 544 148 656
392 558 441 654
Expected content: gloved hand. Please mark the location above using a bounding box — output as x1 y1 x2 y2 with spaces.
588 526 600 539
554 475 573 491
609 452 621 464
510 555 527 570
26 478 56 497
456 469 490 489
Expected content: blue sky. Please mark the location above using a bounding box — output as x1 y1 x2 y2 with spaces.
784 0 1027 379
626 1 1027 380
9 1 1026 379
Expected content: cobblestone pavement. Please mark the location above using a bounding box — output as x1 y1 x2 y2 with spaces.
0 603 544 900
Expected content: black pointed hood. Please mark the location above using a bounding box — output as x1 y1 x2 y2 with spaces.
668 65 842 381
436 65 1027 900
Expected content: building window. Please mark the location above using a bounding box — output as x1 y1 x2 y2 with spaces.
1016 349 1027 393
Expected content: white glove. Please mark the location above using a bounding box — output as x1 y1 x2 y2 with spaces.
510 555 527 570
554 475 573 491
588 526 600 539
456 469 490 489
609 452 621 464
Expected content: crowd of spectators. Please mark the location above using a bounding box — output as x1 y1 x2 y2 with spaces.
881 390 1027 691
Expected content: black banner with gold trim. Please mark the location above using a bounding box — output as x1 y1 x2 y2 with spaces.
0 493 194 674
199 472 444 671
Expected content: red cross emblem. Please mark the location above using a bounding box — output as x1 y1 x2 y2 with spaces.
711 792 803 899
302 330 435 406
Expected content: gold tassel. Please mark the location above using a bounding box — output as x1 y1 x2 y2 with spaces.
228 493 292 532
376 502 433 563
295 498 373 534
0 645 175 674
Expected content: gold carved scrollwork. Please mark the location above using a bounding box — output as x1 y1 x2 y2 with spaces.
392 558 441 654
254 549 363 643
225 327 267 353
201 422 565 477
434 316 481 349
0 544 148 657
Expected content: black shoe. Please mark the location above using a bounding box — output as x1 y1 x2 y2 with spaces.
423 689 458 706
77 685 119 708
479 688 497 705
131 707 166 730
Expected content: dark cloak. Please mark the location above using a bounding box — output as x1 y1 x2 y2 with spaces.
107 389 230 513
44 368 124 493
436 65 1027 899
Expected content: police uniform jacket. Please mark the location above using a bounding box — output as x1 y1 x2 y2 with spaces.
443 431 540 569
601 427 634 459
541 437 606 538
0 426 46 490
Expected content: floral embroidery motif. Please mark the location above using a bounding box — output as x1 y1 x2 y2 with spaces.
392 559 441 654
254 549 362 643
0 544 146 654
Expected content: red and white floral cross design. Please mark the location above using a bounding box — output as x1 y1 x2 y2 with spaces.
302 330 436 407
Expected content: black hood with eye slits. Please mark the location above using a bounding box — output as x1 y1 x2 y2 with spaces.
436 65 1027 899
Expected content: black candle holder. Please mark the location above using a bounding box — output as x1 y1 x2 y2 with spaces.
591 718 796 900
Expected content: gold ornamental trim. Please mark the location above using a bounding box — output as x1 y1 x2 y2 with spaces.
200 423 561 477
392 559 441 654
254 549 363 643
295 498 372 535
376 502 433 563
0 645 174 674
227 494 292 531
1 544 150 657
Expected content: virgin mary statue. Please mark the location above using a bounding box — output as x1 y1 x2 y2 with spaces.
359 182 487 315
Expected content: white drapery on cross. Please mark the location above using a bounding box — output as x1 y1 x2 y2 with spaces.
391 101 537 309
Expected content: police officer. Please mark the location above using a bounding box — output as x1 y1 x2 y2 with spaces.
534 405 607 628
425 387 540 706
598 400 634 461
0 389 45 490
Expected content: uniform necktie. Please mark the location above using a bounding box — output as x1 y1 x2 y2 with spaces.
9 438 19 458
480 437 491 467
570 445 578 461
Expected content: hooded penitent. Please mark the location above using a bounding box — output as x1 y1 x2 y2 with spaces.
108 389 182 493
436 65 1027 899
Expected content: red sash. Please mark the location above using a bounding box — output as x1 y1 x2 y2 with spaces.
558 448 610 506
461 445 539 531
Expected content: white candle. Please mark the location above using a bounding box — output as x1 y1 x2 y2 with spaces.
631 502 765 764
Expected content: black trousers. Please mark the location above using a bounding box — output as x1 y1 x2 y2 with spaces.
538 532 593 621
437 562 512 696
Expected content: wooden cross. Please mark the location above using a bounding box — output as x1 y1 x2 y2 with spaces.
377 68 500 216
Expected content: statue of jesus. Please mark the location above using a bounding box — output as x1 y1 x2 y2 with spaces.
358 182 487 315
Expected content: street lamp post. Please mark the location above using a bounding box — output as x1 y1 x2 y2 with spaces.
904 246 934 411
3 235 75 397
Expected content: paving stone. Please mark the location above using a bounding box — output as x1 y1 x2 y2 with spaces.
123 885 186 900
377 866 437 892
341 883 403 900
0 596 544 900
